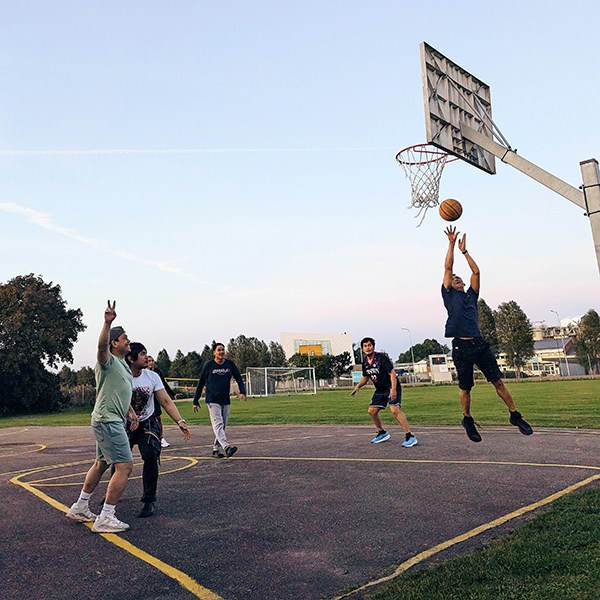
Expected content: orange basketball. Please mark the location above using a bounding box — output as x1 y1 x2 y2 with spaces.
439 198 463 221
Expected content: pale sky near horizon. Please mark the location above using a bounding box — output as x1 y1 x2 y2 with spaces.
1 1 599 369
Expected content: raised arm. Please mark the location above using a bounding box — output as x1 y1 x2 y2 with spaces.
97 300 117 365
458 234 480 294
443 226 459 290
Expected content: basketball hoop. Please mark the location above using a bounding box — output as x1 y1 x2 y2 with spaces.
396 143 457 225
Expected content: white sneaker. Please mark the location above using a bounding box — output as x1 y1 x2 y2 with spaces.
91 513 130 533
161 438 170 448
66 503 97 522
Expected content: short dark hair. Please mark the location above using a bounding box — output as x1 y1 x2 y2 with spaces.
360 337 375 348
126 342 146 363
212 341 225 352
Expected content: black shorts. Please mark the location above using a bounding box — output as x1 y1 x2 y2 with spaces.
452 337 502 391
369 387 402 408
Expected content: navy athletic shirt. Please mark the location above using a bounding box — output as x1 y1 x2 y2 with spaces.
441 284 482 338
362 352 395 392
193 359 246 406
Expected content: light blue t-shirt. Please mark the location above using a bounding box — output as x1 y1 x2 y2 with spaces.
91 354 133 423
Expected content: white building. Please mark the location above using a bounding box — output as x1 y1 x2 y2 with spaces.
280 332 354 361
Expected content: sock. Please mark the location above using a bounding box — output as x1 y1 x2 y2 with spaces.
405 432 413 441
101 503 116 516
76 490 92 507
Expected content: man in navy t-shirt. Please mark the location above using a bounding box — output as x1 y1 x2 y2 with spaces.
351 337 417 447
442 225 533 442
193 342 247 457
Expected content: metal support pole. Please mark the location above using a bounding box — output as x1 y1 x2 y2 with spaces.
401 327 416 383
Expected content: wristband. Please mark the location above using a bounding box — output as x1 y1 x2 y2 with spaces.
462 250 468 254
178 419 186 425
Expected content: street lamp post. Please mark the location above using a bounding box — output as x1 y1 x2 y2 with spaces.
401 327 417 384
550 309 571 377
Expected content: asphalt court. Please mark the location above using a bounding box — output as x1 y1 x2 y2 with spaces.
2 424 600 600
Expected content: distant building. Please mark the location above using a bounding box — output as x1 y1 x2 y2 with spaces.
280 332 354 361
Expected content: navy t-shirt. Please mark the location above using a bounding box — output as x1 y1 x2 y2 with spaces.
193 359 246 406
362 352 395 392
441 284 482 338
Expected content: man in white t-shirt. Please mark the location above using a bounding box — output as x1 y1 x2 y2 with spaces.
126 342 190 518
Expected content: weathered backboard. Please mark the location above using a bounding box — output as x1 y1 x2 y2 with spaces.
421 41 496 174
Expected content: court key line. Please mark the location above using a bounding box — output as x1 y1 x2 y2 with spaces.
10 458 222 600
332 473 600 599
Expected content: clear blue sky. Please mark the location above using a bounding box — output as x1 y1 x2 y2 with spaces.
1 1 599 368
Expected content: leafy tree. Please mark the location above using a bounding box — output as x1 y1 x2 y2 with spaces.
573 309 600 374
268 341 287 366
76 366 95 386
478 298 499 355
0 274 85 414
181 351 203 378
495 300 534 377
226 335 271 372
58 365 76 386
155 349 171 377
397 339 449 363
169 350 186 377
200 343 214 365
332 351 352 376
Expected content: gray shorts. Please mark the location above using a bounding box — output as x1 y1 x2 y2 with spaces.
92 420 133 465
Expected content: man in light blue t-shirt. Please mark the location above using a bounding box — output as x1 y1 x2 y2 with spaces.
66 301 138 533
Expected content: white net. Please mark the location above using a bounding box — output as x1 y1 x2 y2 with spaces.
396 144 455 225
246 367 316 396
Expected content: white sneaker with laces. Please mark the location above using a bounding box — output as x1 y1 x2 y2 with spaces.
91 513 130 533
66 503 97 522
161 438 170 448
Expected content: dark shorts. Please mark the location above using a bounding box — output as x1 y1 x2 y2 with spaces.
452 337 502 391
369 387 402 408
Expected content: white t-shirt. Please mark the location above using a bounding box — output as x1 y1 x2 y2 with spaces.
131 369 165 422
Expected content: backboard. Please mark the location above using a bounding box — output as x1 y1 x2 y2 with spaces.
421 41 496 174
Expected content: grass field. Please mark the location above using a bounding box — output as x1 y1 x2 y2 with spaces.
2 378 599 599
2 378 599 429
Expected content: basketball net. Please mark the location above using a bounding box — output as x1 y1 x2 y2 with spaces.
396 143 456 225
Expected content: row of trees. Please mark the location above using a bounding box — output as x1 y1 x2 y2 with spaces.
288 351 353 380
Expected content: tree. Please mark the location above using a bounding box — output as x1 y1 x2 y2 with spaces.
226 335 272 372
397 339 449 363
332 351 352 377
268 341 287 366
58 365 76 387
478 298 499 355
155 349 171 377
169 350 186 378
573 309 600 374
289 352 351 380
200 343 214 365
495 300 534 377
0 274 85 414
76 366 95 386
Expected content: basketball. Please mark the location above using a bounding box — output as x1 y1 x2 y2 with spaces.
439 198 463 221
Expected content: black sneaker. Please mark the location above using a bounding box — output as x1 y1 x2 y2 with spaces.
461 416 482 443
212 450 225 458
225 445 238 458
509 411 533 435
139 502 155 518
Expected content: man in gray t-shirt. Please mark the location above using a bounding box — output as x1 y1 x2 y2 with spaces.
66 301 138 533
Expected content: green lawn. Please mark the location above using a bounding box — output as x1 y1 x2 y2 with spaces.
2 378 599 599
3 378 597 429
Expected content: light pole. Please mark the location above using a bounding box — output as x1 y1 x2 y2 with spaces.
550 309 571 377
401 327 416 384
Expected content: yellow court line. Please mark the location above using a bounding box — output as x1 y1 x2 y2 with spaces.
10 467 223 600
25 456 198 486
0 427 30 436
192 454 600 472
333 473 600 599
0 443 47 458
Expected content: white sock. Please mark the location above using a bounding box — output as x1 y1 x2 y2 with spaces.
76 491 92 506
101 503 116 516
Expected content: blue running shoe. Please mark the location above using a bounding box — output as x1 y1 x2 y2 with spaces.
402 435 418 448
371 430 391 444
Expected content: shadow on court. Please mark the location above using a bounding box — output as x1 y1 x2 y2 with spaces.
2 424 600 600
